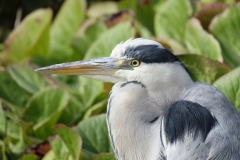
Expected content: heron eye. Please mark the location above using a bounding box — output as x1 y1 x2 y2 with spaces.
131 59 141 67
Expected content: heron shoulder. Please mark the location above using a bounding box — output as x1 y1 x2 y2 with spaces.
162 100 218 144
184 82 238 113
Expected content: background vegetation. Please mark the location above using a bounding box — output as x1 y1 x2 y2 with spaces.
0 0 240 159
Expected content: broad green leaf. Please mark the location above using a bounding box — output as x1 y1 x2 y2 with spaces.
9 64 48 94
83 99 108 120
201 0 218 4
3 9 52 63
87 1 118 18
154 0 192 43
84 22 135 59
58 96 84 126
22 87 69 139
213 67 240 111
75 114 112 156
0 140 8 160
185 18 222 61
0 101 21 139
120 0 153 33
0 71 31 107
0 102 6 135
134 20 153 39
0 102 32 153
79 22 107 45
178 54 230 84
194 2 228 31
80 151 91 160
118 0 137 12
20 154 39 160
72 22 107 59
155 38 187 53
217 0 235 4
0 43 3 51
49 0 85 62
104 10 134 28
49 136 69 160
29 56 56 68
26 24 50 58
53 124 82 160
210 3 240 68
9 120 33 153
48 125 82 160
136 3 155 33
42 150 56 160
207 0 233 4
79 77 104 110
90 153 116 160
51 75 81 96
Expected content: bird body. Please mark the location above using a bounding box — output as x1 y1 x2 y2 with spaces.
108 81 240 160
36 38 240 160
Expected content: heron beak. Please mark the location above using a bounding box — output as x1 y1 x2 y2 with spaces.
35 57 131 82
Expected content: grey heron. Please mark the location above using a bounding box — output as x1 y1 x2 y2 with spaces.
36 38 240 160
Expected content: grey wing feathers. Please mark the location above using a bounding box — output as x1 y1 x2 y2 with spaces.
161 89 240 160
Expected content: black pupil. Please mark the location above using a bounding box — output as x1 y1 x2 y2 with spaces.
133 61 138 65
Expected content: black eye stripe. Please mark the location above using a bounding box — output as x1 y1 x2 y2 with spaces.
124 45 180 64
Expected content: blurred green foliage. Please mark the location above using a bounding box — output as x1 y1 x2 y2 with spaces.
0 0 240 159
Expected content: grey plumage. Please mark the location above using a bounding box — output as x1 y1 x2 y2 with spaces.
108 81 240 160
35 38 240 160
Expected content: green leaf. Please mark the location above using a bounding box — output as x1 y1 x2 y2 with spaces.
213 67 240 111
136 3 155 33
22 87 69 139
10 121 33 153
49 136 68 160
154 0 192 43
49 0 85 62
118 0 137 12
178 54 230 84
79 77 104 109
200 0 218 4
83 99 108 120
0 101 32 154
48 125 82 160
185 18 222 61
58 96 84 126
72 22 107 60
3 9 52 63
42 150 56 160
26 22 50 58
217 0 235 4
80 151 91 160
20 154 39 160
118 0 157 34
0 102 20 139
0 102 6 134
75 114 112 156
0 71 31 107
52 75 81 96
155 38 188 53
9 64 48 94
194 2 228 31
90 153 116 160
53 124 82 160
84 22 135 59
0 140 8 160
134 21 153 39
209 3 240 68
87 1 118 18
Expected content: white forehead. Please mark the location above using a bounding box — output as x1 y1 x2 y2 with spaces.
110 38 163 58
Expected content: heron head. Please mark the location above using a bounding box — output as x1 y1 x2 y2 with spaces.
36 38 191 88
